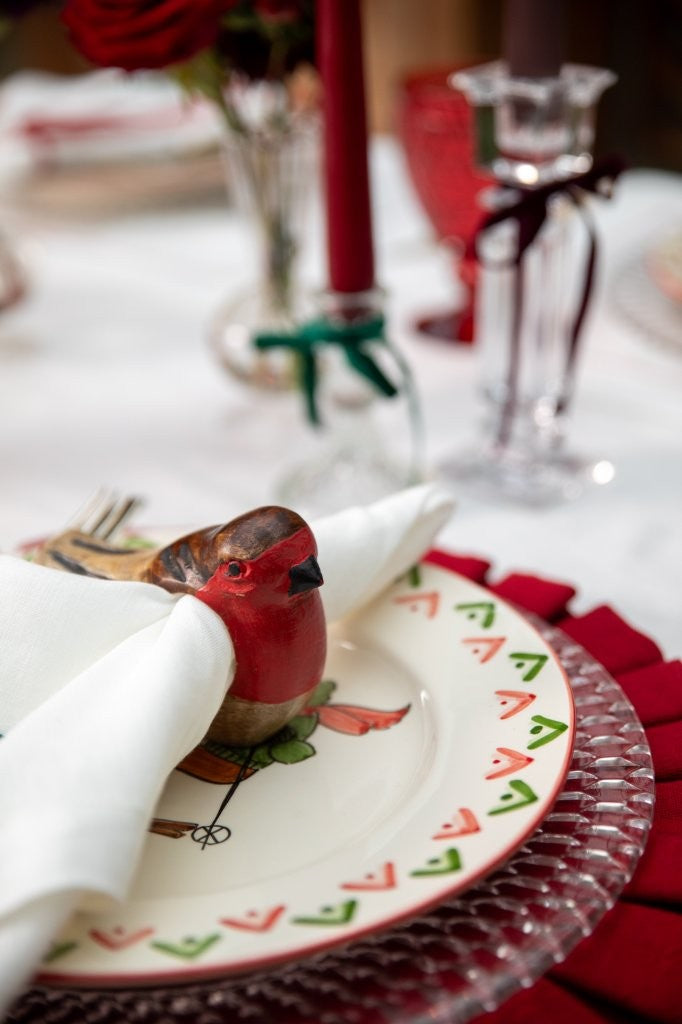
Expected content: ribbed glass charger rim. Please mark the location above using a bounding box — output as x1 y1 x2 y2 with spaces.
10 619 654 1024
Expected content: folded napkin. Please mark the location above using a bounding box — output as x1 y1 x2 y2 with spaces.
0 483 454 1015
0 69 220 171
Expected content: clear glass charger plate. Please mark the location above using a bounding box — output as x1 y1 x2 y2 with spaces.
9 565 654 1024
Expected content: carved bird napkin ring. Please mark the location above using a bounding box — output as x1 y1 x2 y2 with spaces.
33 505 327 746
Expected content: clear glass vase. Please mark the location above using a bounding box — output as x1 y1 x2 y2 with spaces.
208 78 320 391
275 288 426 518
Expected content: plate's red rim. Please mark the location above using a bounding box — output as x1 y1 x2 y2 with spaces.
37 552 576 990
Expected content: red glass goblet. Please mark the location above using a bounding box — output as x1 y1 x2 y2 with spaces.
397 65 492 343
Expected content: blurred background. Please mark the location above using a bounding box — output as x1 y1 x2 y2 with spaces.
1 0 680 170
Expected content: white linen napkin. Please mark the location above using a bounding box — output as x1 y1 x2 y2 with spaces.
0 483 454 1014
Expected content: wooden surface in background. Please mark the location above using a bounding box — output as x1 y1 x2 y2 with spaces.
0 0 678 171
362 0 489 132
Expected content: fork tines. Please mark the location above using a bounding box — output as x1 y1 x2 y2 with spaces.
69 491 142 540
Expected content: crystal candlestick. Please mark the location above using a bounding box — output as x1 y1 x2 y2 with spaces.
442 61 617 504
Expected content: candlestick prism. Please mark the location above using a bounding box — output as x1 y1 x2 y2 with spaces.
441 60 617 504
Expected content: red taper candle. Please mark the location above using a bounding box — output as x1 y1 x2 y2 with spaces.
316 0 375 293
503 0 565 78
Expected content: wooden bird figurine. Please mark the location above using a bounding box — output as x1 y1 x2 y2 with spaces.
33 505 326 747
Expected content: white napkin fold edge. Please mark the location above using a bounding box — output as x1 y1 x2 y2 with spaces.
315 482 456 622
0 595 233 920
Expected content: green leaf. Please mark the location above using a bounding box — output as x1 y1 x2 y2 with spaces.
287 713 318 741
170 54 245 135
269 739 316 765
122 535 156 550
247 744 275 770
201 738 273 770
202 738 247 762
270 722 296 744
306 679 337 707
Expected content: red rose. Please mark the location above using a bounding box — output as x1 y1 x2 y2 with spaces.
62 0 236 72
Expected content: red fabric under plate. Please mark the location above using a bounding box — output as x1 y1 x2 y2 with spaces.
643 719 682 780
424 548 490 583
647 779 682 833
460 561 680 1024
556 605 663 677
488 572 576 621
551 903 682 1024
617 661 682 727
624 829 682 906
473 976 638 1024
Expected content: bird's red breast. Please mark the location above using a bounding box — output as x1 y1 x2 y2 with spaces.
194 521 326 706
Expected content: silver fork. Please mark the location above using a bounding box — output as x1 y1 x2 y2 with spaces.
65 491 143 541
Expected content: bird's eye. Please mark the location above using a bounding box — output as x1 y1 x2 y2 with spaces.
226 561 242 577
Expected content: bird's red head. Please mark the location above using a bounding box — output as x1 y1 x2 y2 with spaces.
201 525 322 606
142 506 326 717
191 507 323 618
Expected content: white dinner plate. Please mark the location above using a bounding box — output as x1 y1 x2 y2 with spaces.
38 556 574 987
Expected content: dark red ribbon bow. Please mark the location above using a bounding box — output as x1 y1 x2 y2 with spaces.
468 154 626 265
467 155 626 419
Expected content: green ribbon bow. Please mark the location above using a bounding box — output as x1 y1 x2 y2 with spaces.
253 314 398 426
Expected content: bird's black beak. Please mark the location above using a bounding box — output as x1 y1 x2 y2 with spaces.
288 554 323 595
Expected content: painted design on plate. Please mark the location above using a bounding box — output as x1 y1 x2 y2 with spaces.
34 561 573 980
411 848 462 877
148 819 197 839
509 652 549 681
485 747 534 779
89 926 155 951
455 601 496 628
341 862 397 891
432 808 481 839
219 906 286 933
292 900 358 927
393 591 440 618
151 934 221 960
167 680 410 849
495 690 537 719
527 714 569 749
488 779 539 815
44 941 78 963
462 636 506 663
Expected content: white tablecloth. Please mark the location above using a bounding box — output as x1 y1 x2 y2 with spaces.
0 126 680 659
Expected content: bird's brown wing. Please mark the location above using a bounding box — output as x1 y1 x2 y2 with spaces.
31 507 308 594
141 532 214 594
31 529 158 581
31 527 213 593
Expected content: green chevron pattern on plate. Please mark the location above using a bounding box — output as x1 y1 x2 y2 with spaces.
292 900 358 927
